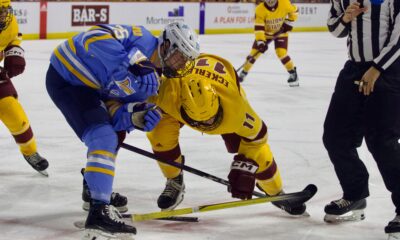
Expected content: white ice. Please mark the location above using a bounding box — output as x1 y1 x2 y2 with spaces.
0 32 395 240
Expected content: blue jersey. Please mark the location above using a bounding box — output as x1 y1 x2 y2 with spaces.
50 24 158 100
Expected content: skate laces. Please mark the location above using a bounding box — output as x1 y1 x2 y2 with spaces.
333 199 352 208
24 153 42 165
105 205 124 225
161 176 184 198
391 215 400 223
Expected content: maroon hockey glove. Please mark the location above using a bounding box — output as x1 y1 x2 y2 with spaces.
4 45 26 78
0 67 10 83
256 41 268 53
227 154 259 200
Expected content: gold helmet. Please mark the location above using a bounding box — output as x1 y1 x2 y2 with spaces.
180 78 223 131
0 0 12 32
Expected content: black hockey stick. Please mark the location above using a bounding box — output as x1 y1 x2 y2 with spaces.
120 142 317 202
236 50 261 73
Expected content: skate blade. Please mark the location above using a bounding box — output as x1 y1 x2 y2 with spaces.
388 232 400 240
288 81 299 87
82 228 135 240
38 170 49 177
324 210 365 223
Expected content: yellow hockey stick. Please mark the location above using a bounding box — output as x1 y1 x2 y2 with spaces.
131 185 316 222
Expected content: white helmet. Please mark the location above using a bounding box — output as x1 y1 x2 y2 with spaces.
158 22 200 77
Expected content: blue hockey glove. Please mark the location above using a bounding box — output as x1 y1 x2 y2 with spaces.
112 102 162 132
129 60 160 96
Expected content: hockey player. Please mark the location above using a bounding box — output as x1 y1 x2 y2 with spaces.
323 0 400 239
144 53 307 215
46 22 199 239
0 0 48 176
238 0 299 87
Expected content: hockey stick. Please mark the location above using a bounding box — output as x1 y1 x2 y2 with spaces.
120 142 266 198
236 50 261 72
130 185 317 221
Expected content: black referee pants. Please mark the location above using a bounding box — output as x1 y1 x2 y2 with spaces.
323 60 400 214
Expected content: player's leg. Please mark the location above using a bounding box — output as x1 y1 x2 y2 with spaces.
274 36 298 87
46 64 135 238
238 40 270 82
0 81 48 175
147 114 184 210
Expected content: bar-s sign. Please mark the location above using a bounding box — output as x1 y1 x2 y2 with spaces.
72 5 109 26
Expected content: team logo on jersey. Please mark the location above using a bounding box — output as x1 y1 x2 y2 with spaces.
71 5 109 26
115 78 135 96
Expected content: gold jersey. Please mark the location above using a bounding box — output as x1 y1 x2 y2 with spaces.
0 16 21 61
147 54 282 195
150 53 262 138
255 0 298 41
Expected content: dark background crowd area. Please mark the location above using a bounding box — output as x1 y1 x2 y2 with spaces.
13 0 330 3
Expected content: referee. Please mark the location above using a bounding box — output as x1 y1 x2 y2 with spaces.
322 0 400 237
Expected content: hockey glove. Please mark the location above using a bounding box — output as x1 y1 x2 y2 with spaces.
227 154 259 200
0 67 10 84
256 41 268 53
4 45 25 78
129 60 160 96
112 102 162 132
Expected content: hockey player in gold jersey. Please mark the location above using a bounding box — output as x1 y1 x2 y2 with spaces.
146 53 306 215
239 0 299 87
0 0 48 175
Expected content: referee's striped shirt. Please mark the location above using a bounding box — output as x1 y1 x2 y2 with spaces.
328 0 400 71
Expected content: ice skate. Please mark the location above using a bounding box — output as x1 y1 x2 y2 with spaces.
386 215 400 240
23 152 49 177
82 169 128 213
82 204 136 240
157 172 185 210
238 70 248 83
324 198 366 223
287 67 299 87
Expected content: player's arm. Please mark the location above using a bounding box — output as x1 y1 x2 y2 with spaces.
327 0 351 38
4 17 25 78
280 2 299 34
254 6 267 42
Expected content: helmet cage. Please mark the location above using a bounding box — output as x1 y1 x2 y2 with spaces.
0 5 12 32
158 22 200 78
264 0 278 8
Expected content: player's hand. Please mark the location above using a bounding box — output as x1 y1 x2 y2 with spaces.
227 154 259 200
342 2 367 23
358 66 381 96
256 41 268 53
130 102 162 132
4 45 25 78
129 60 160 96
0 67 10 84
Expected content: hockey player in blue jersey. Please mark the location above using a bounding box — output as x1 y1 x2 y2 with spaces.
45 22 200 239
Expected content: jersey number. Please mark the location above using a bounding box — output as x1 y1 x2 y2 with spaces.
196 59 226 74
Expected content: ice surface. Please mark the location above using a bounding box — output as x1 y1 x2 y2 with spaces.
0 32 393 240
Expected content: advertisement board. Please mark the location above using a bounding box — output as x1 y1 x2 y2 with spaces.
204 3 254 33
12 2 40 36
